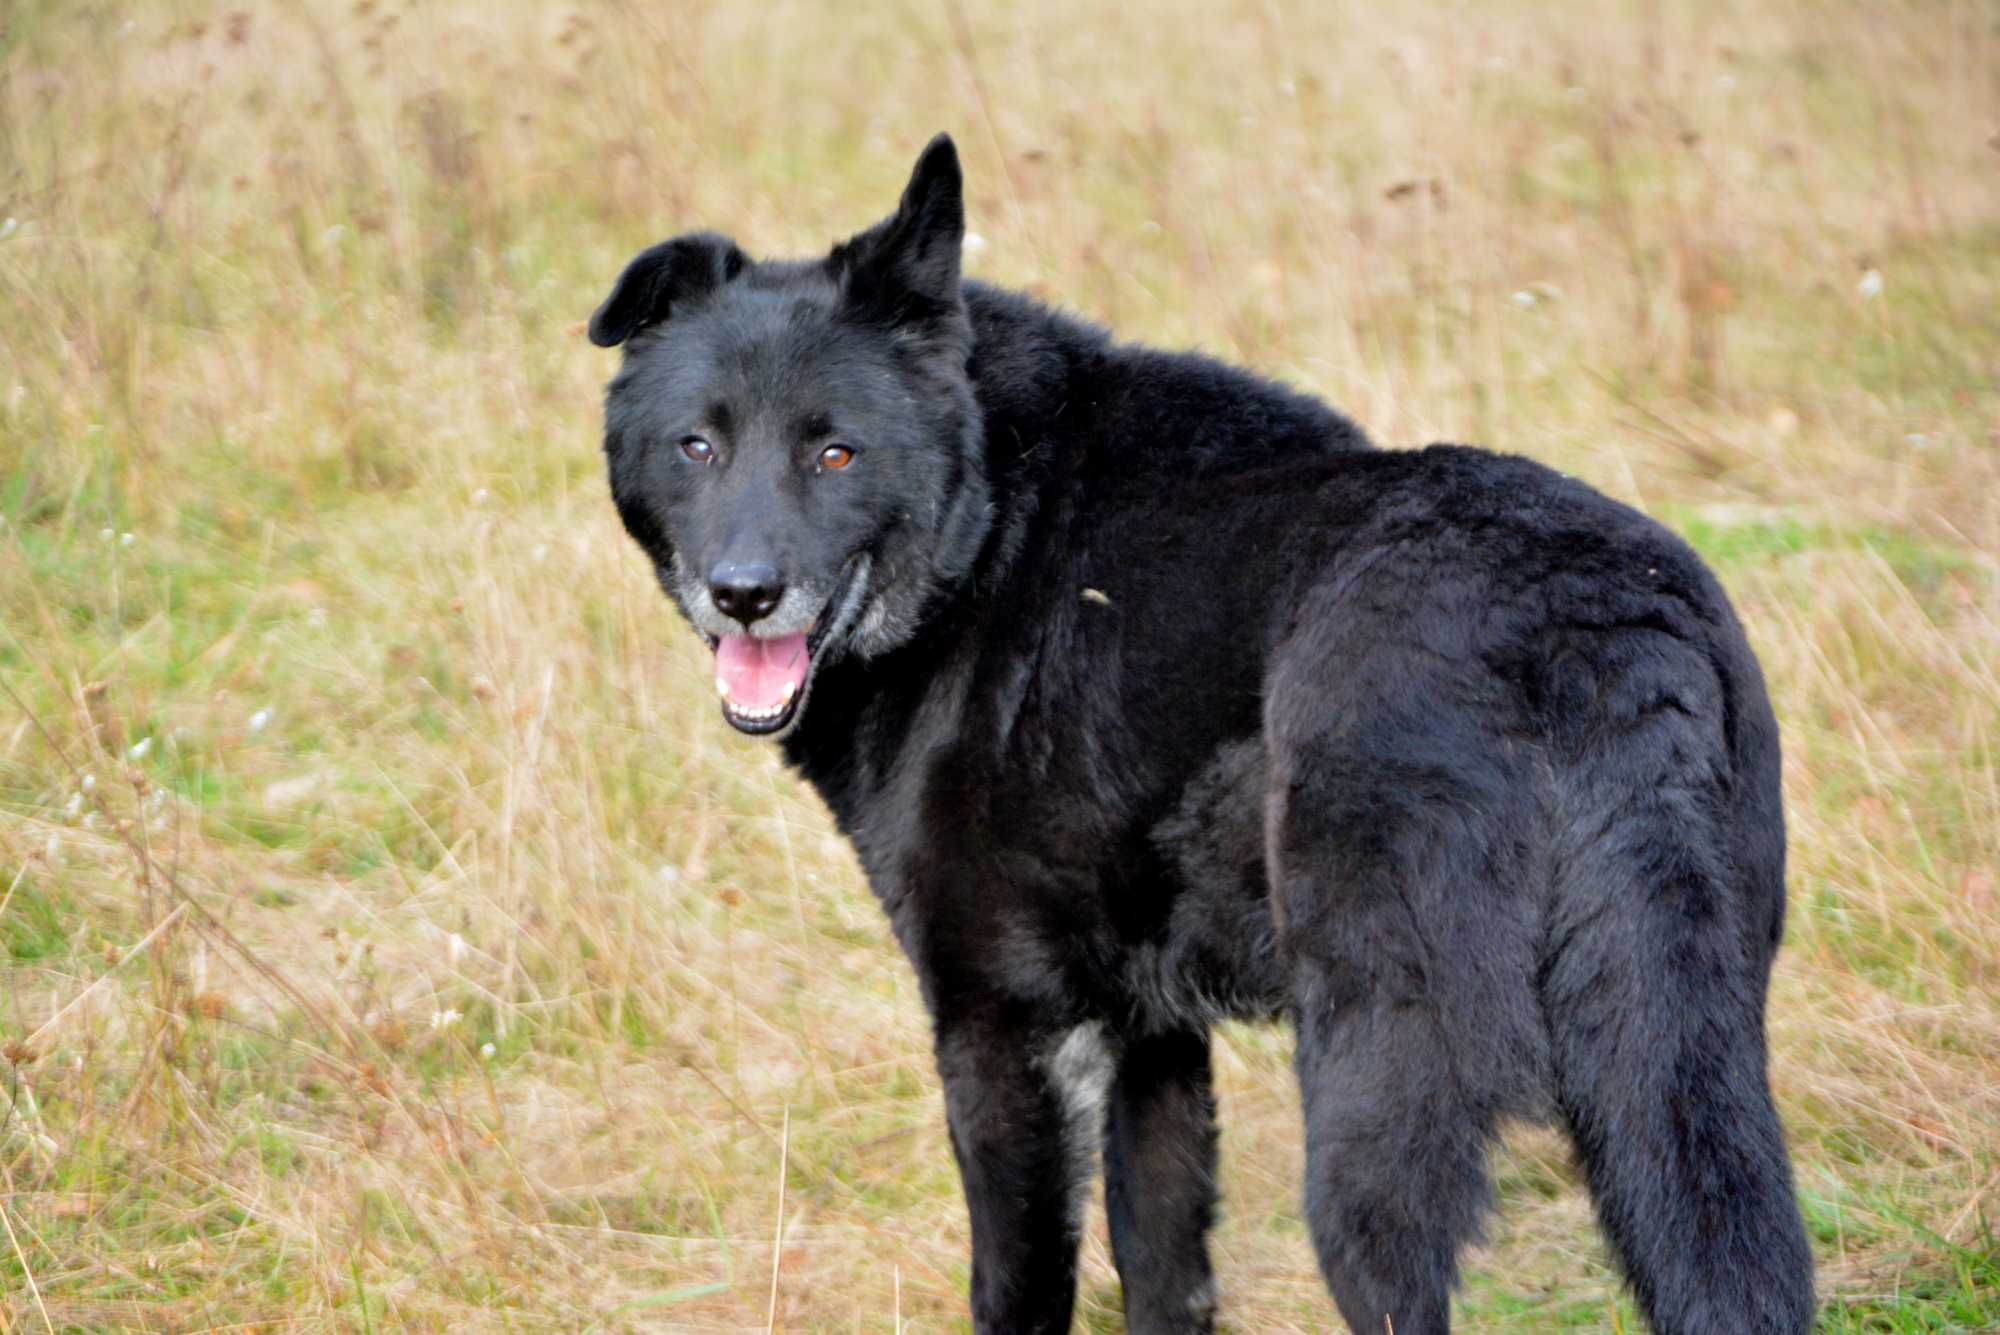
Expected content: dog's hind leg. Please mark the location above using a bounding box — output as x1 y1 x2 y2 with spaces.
1267 705 1548 1335
1103 1028 1220 1334
1539 667 1813 1334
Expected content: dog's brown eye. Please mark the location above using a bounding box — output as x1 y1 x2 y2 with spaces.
817 444 855 471
680 436 714 464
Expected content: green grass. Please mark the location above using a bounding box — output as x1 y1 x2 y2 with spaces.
1 0 1996 1329
1817 1225 2000 1333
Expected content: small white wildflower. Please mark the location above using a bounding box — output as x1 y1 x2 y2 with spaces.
44 833 59 860
62 792 82 819
307 607 328 628
80 773 96 792
1511 290 1538 309
119 532 134 548
100 527 115 542
1277 78 1297 96
430 1008 462 1031
1857 268 1883 300
480 1042 496 1060
1715 74 1737 93
321 224 346 247
248 708 272 733
657 863 681 884
962 232 989 257
1904 433 1928 447
530 542 549 563
82 811 99 830
447 932 467 964
0 218 17 242
471 487 490 505
128 736 152 760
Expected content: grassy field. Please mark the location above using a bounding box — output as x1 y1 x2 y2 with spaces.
1 0 1996 1329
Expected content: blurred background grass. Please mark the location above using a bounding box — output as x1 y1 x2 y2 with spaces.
0 0 1995 1329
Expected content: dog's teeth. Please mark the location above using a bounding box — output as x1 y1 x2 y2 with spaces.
780 680 797 704
716 676 732 701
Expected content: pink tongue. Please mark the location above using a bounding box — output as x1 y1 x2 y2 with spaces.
714 633 809 712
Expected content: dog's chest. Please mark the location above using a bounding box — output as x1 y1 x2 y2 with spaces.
826 707 1291 1032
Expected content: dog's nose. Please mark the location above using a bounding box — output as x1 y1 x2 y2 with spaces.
708 562 786 626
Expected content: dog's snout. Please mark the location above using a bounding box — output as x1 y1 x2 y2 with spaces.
709 562 786 627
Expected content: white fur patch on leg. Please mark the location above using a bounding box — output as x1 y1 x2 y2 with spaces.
1041 1021 1115 1226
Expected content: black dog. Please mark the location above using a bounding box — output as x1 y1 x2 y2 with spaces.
588 135 1814 1334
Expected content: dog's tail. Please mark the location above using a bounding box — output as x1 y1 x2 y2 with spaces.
1538 636 1814 1334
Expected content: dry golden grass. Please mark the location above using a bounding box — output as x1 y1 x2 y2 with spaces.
1 0 1996 1329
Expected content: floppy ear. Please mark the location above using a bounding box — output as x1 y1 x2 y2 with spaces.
833 133 966 329
588 230 747 347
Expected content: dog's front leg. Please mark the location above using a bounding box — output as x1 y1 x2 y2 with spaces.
934 1016 1085 1334
1104 1028 1219 1333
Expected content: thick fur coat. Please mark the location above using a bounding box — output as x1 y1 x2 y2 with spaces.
588 135 1814 1334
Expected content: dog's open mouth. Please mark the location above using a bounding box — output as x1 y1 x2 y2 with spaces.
711 557 866 736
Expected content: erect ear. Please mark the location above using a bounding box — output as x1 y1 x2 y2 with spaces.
588 230 747 347
833 133 966 327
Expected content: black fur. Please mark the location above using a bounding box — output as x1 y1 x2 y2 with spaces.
590 135 1814 1334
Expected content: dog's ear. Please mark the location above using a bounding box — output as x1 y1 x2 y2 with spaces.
588 231 747 348
833 134 966 330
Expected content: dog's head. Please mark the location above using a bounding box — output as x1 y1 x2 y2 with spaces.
591 135 990 738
